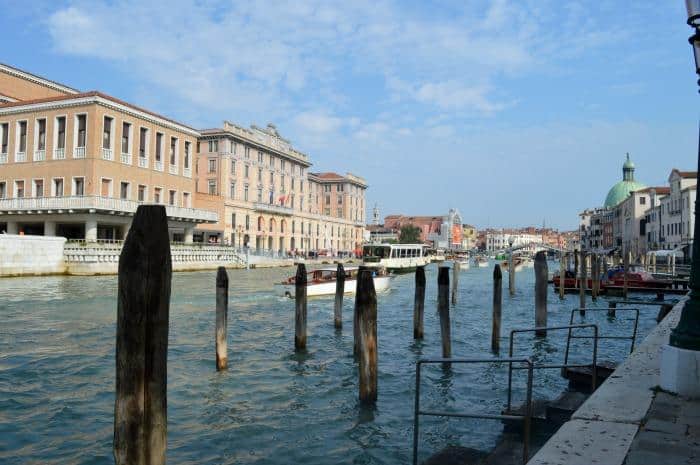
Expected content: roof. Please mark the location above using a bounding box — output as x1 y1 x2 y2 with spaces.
671 169 698 179
636 186 670 195
312 172 345 180
0 91 199 135
604 180 647 207
0 62 80 95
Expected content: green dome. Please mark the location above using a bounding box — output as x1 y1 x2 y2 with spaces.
603 153 645 207
604 180 646 207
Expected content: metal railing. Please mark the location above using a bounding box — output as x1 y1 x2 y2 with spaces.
155 160 163 171
15 151 26 162
508 324 599 405
566 308 640 359
253 202 294 216
413 357 534 465
169 164 178 175
138 156 148 168
34 150 45 161
73 147 86 158
0 152 6 163
120 152 132 165
53 148 65 160
102 148 113 160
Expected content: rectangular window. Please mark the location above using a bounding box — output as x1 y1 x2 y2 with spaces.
120 182 129 199
154 187 162 203
325 196 330 205
34 179 44 197
101 178 112 197
245 146 250 159
18 121 27 152
232 213 236 228
244 164 249 178
56 117 66 150
244 184 249 201
208 140 218 152
103 116 113 149
258 151 263 163
138 185 147 202
257 188 262 202
0 181 5 198
155 133 163 161
170 137 177 165
53 178 63 197
169 190 176 206
15 180 24 198
258 168 262 181
76 114 87 148
208 159 216 173
36 118 46 150
269 156 274 168
139 127 148 158
231 160 236 174
208 180 217 195
0 123 8 153
183 192 191 207
121 122 131 153
184 141 191 169
230 182 236 199
73 177 85 196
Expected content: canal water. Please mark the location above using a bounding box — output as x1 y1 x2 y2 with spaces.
0 262 661 464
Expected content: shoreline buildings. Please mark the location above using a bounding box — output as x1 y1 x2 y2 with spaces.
382 209 465 250
0 63 366 254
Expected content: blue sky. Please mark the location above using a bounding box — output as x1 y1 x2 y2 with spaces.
1 0 697 230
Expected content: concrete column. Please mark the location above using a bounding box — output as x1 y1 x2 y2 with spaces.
121 225 130 240
6 221 18 234
184 225 194 244
44 221 57 236
85 219 98 241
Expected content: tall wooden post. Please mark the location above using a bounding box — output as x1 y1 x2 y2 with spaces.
295 263 307 351
114 205 171 465
534 251 548 337
334 263 345 329
579 249 587 315
437 266 451 358
356 269 378 404
623 251 630 299
574 251 579 289
591 255 598 302
559 252 566 300
607 301 617 318
413 266 426 339
666 254 671 274
672 254 676 276
508 250 515 295
652 253 657 273
451 261 460 305
215 266 229 371
492 264 502 353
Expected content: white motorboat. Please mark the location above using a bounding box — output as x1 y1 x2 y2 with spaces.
474 256 489 268
277 266 393 298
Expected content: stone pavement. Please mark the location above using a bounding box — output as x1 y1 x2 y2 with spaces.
623 391 700 465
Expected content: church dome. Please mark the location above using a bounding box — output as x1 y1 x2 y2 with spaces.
603 153 646 208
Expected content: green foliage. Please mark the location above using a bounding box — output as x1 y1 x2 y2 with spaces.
399 225 421 244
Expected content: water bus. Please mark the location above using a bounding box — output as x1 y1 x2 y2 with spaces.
362 243 430 273
277 266 392 298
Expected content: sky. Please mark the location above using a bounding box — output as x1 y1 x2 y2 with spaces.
1 0 697 230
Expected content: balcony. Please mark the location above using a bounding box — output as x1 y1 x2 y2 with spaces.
34 150 46 161
120 152 132 165
0 195 218 223
155 160 164 171
169 164 178 175
54 148 66 160
183 167 192 178
74 147 86 158
102 148 113 161
253 202 294 216
16 151 26 162
138 156 148 168
0 152 6 164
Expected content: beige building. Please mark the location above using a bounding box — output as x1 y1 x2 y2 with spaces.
0 64 217 241
195 121 367 255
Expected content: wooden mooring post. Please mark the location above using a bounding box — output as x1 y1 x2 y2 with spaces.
334 263 345 329
295 263 307 351
607 301 617 318
558 252 565 300
573 250 579 289
438 266 451 358
114 205 171 465
451 261 460 304
216 266 229 371
591 255 599 302
534 251 547 337
356 268 378 404
579 250 587 315
623 252 630 299
413 266 426 339
492 264 502 353
508 249 515 295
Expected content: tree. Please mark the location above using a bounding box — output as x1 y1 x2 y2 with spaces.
399 225 421 244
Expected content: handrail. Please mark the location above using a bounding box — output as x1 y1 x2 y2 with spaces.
413 357 534 465
508 324 599 409
566 308 640 357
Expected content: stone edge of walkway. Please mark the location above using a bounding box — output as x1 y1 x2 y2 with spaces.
526 297 686 465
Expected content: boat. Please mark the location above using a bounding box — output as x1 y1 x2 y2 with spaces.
501 257 525 273
473 256 489 268
552 266 673 291
362 243 430 273
277 266 393 298
454 257 470 270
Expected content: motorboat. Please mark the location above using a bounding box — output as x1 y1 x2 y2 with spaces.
474 256 489 268
362 243 430 273
277 266 393 298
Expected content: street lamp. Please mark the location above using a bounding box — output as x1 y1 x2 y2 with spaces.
659 1 700 396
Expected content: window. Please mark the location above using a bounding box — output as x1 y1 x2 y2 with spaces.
232 213 237 228
208 180 217 195
139 127 149 158
338 184 344 192
244 184 249 201
244 164 249 178
122 122 131 154
15 180 24 198
138 185 147 202
76 114 87 148
103 116 113 149
169 190 176 206
208 140 218 152
337 208 342 218
325 196 330 205
101 178 112 197
257 187 262 202
0 181 5 198
639 196 645 205
291 178 295 190
170 137 178 165
230 182 236 199
231 160 236 174
281 160 286 172
258 151 263 163
270 172 274 185
208 159 217 173
53 178 63 197
120 182 130 199
245 146 250 159
154 187 162 203
0 122 8 153
17 121 27 153
245 214 250 230
73 177 85 196
34 179 44 197
324 185 331 192
281 175 285 192
258 167 262 181
155 133 163 161
183 192 191 207
269 156 274 168
36 118 47 151
231 141 237 155
184 141 191 169
55 117 66 150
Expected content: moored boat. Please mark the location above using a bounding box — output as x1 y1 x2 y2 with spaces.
473 255 489 268
501 258 525 273
362 243 430 273
277 266 393 298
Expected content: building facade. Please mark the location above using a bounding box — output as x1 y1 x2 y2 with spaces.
646 169 696 254
195 122 366 255
383 208 465 249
